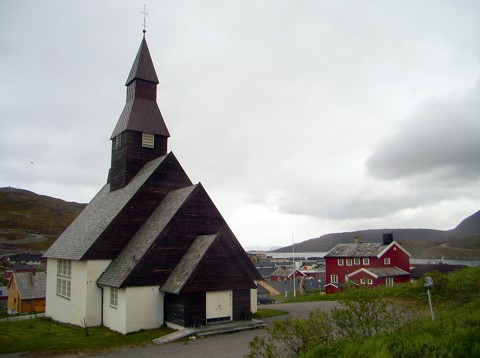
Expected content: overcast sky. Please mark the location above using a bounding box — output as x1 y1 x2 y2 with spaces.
1 1 480 249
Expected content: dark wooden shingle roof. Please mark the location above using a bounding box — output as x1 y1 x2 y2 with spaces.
44 155 168 260
97 185 197 288
126 37 159 85
161 234 219 294
111 97 169 139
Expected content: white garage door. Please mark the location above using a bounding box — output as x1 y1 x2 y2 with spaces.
206 290 232 323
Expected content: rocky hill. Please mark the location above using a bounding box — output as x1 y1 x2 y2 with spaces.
274 210 480 259
0 187 86 255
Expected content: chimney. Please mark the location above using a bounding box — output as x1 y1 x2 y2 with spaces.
383 233 393 245
354 236 362 244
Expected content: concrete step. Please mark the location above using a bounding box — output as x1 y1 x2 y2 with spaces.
195 322 266 337
153 320 266 344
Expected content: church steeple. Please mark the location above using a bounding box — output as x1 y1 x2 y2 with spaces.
108 36 170 191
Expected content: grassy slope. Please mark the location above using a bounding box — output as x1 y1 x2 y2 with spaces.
0 187 86 253
300 266 480 357
0 318 173 355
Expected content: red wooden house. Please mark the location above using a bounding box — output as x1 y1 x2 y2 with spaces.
270 266 306 282
324 234 410 294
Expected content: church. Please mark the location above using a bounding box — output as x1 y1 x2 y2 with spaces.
44 33 261 334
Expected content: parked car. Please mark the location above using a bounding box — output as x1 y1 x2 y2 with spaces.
257 296 275 305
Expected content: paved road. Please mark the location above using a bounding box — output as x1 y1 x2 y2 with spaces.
92 301 340 358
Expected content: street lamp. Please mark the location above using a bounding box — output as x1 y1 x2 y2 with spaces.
424 276 435 321
318 279 322 293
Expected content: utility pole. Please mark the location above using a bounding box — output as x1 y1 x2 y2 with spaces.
292 233 296 298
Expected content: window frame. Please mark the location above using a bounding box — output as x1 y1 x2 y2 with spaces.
110 287 118 308
56 259 72 299
354 258 360 265
363 258 370 265
367 278 373 285
386 277 394 287
331 274 338 284
337 259 344 266
384 257 391 265
346 259 352 266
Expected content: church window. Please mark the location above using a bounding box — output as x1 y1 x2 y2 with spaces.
110 287 118 308
115 135 122 150
142 133 154 148
57 259 71 299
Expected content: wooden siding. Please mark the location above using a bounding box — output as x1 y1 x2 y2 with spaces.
109 130 168 191
165 290 250 327
325 243 410 289
183 239 253 294
127 80 156 102
84 154 192 260
122 185 258 288
233 289 251 320
165 292 205 327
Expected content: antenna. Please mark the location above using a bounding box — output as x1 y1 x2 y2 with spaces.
141 4 149 34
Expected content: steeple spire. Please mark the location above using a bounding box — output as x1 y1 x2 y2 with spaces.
108 36 170 191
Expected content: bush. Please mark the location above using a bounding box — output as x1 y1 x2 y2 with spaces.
248 299 409 357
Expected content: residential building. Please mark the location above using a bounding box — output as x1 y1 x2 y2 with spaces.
7 272 46 314
324 234 410 294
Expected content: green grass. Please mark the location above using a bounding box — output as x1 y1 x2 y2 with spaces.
254 308 289 319
299 266 480 357
0 318 173 355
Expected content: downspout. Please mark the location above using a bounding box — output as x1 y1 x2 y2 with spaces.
97 284 104 326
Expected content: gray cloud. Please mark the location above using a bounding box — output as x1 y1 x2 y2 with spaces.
2 1 480 246
366 83 480 183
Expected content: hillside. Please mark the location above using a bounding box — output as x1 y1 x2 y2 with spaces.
0 187 86 255
275 210 480 259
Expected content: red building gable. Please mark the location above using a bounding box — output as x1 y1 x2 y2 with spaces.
324 234 410 294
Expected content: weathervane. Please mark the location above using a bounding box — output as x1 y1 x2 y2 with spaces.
141 4 149 34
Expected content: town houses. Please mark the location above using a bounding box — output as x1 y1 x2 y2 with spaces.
324 234 411 294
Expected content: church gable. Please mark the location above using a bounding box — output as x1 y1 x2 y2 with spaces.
84 152 192 260
101 183 260 289
182 236 255 294
161 233 254 295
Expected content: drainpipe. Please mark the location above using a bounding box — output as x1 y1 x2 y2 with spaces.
97 284 104 326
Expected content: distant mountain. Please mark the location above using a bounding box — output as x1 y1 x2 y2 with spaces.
274 210 480 259
0 187 86 255
451 210 480 236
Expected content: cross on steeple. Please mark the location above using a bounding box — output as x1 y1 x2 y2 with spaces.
141 4 149 34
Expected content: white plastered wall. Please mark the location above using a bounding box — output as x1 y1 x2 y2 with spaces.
250 282 258 313
103 285 164 334
45 259 111 327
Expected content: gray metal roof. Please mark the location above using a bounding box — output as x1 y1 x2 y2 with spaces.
349 266 409 278
97 185 197 288
161 234 219 294
126 37 159 85
325 243 386 258
110 97 169 139
44 155 168 260
14 272 46 300
271 266 294 277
